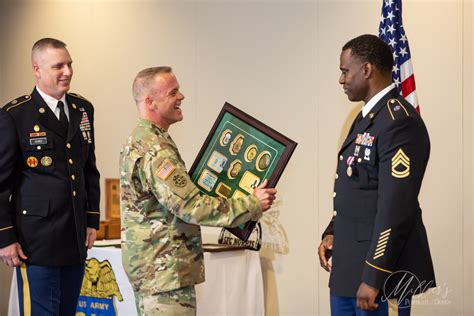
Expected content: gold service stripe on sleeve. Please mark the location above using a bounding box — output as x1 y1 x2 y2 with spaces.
365 260 393 274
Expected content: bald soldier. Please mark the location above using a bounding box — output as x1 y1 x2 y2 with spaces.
120 66 277 315
0 38 100 315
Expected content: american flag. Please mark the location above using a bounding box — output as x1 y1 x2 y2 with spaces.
379 0 419 112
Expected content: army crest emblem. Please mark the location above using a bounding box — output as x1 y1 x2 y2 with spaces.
76 258 123 316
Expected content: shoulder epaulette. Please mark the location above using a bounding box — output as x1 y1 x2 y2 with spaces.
68 92 91 103
386 98 409 121
4 95 32 111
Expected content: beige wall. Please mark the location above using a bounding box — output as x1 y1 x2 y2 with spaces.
0 0 472 315
464 0 474 314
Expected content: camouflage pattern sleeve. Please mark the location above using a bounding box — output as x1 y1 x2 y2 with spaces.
141 147 262 228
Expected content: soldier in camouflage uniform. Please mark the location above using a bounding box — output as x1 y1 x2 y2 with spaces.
120 66 277 315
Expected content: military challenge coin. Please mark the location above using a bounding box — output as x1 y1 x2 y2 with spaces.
229 134 244 155
227 160 242 179
255 151 272 172
219 129 233 146
216 182 232 198
197 169 218 192
207 151 227 173
244 144 258 162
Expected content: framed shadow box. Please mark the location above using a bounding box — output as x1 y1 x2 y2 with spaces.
189 102 297 241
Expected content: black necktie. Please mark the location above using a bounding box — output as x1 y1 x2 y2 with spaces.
57 100 69 132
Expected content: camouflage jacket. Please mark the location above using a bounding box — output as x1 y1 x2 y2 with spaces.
120 119 262 294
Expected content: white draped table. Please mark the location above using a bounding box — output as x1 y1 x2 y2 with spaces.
8 246 264 316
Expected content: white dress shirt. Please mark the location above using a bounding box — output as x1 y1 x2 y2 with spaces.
36 86 70 121
362 83 396 118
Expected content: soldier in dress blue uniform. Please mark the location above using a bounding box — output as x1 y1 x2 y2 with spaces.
0 38 100 315
318 35 435 315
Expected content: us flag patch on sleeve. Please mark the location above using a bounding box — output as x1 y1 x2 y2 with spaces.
155 159 177 180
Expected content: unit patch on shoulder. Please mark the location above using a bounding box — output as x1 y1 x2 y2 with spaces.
391 148 410 178
155 159 176 180
172 174 187 188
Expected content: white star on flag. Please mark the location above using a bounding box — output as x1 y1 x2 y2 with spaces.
399 47 408 57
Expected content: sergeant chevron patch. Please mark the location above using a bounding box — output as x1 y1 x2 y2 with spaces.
391 148 410 178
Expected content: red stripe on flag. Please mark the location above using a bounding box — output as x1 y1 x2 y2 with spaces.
401 74 416 97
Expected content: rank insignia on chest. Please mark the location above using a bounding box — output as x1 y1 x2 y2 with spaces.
355 132 375 147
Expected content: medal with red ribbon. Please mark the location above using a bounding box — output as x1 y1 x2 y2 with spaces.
346 156 355 177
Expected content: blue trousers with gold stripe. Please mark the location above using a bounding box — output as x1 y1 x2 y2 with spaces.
16 263 84 316
330 295 412 316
